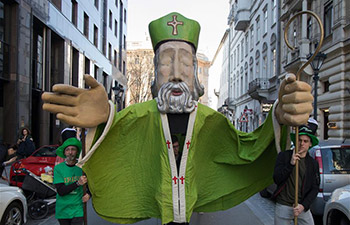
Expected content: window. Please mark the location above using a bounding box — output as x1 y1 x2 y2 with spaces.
124 9 127 23
255 51 260 78
108 43 112 61
230 54 233 72
114 20 118 37
237 45 240 65
272 0 277 24
307 17 312 40
199 67 202 74
233 49 237 66
324 2 333 37
71 0 77 26
94 0 99 10
256 16 260 43
123 61 126 75
241 39 244 60
263 6 268 34
324 80 330 92
271 48 276 77
250 26 254 49
114 50 117 67
123 35 126 50
84 12 89 38
263 55 267 78
115 0 118 7
94 25 98 47
245 33 248 55
109 10 113 29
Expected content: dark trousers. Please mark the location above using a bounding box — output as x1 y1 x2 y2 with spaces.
58 217 84 225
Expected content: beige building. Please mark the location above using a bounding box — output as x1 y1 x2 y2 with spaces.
281 0 350 141
197 53 211 106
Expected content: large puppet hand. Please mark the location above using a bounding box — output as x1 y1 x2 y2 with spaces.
42 74 109 128
275 74 313 126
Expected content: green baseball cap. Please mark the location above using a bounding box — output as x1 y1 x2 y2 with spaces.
56 137 82 158
149 12 201 52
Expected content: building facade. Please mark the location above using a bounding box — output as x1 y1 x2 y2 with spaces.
281 0 350 141
222 0 280 131
0 0 128 146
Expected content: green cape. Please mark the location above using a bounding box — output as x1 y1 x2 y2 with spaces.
83 100 287 224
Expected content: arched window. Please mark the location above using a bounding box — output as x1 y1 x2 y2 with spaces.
270 34 277 77
249 57 254 81
262 42 268 78
255 50 260 78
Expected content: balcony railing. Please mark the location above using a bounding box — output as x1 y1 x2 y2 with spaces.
248 78 269 93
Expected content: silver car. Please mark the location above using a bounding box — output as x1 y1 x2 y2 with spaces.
0 183 27 225
308 140 350 216
323 185 350 225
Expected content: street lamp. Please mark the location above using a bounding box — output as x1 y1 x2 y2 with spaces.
308 52 327 121
112 85 124 110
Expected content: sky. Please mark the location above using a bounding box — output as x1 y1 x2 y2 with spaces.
127 0 229 60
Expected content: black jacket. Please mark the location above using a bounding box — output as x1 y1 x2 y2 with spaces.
272 150 320 211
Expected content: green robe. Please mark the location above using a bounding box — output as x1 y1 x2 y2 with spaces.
83 99 287 224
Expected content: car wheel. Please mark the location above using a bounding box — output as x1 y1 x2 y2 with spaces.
339 215 350 225
28 200 49 220
0 201 23 225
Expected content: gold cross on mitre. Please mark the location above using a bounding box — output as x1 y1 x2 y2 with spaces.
167 15 184 35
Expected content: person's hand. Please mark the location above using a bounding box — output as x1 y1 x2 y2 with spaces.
42 74 109 128
290 150 301 166
82 193 90 203
275 74 313 126
77 175 87 186
293 204 305 217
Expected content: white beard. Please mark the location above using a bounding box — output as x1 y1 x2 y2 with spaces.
156 82 195 114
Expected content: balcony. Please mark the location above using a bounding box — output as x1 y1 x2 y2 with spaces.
248 78 269 101
234 0 251 31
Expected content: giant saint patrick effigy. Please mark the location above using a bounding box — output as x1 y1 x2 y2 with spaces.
42 12 314 224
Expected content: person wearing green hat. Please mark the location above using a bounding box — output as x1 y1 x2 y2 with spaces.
54 137 90 225
42 12 315 224
273 118 320 225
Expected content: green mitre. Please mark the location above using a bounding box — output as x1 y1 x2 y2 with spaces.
149 12 201 52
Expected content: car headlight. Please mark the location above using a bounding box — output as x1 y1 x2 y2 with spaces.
18 188 24 195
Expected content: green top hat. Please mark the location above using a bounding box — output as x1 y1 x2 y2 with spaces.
290 123 319 149
56 137 82 158
149 12 201 52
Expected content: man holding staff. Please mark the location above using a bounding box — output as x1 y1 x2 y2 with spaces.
273 118 320 225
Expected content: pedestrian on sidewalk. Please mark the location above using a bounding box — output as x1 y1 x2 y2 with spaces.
16 127 35 159
272 118 320 225
54 137 90 225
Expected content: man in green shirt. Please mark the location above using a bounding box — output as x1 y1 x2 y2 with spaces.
43 12 314 224
54 137 90 225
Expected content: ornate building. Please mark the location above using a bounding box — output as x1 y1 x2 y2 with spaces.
281 0 349 141
0 0 128 145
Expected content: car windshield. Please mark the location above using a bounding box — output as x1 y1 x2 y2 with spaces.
33 146 57 157
322 147 350 174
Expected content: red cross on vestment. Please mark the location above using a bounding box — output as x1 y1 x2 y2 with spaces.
180 176 185 184
186 141 191 149
166 140 171 149
172 176 178 184
167 15 184 36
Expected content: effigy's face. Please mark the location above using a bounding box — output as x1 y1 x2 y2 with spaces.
156 41 195 95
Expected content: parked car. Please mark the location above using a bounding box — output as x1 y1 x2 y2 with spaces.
323 185 350 225
0 183 27 225
260 140 350 216
9 145 62 188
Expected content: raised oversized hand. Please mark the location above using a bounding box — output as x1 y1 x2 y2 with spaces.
42 74 109 128
275 73 313 126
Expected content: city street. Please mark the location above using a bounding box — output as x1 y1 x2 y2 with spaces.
24 193 275 225
1 166 276 225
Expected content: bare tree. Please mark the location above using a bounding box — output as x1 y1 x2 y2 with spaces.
126 49 154 105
